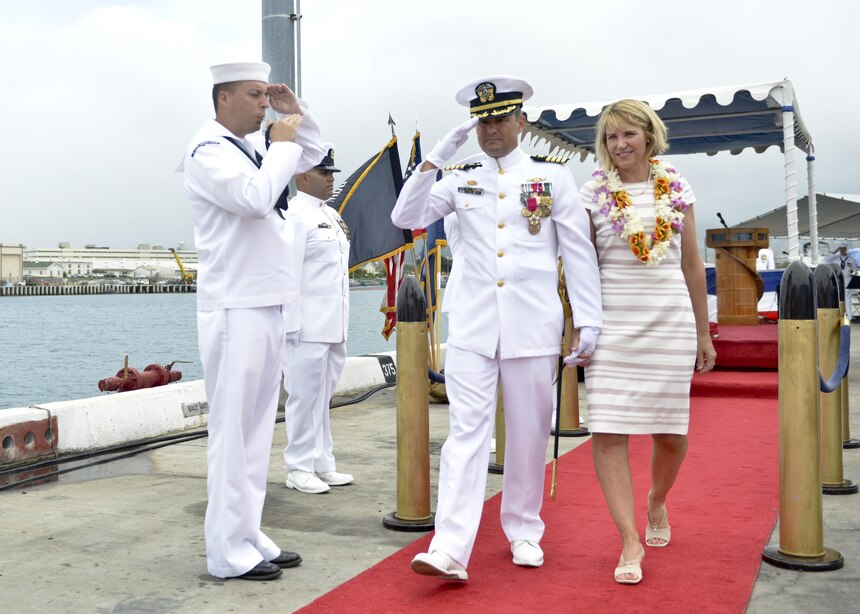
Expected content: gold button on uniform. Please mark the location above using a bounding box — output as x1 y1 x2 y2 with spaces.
498 168 505 175
499 193 506 199
497 251 504 258
497 222 505 229
497 280 504 287
464 203 470 208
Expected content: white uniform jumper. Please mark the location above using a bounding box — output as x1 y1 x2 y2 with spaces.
391 147 602 567
282 191 351 474
182 110 324 579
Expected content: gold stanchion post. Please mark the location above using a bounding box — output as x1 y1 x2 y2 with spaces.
553 262 588 437
384 275 435 531
762 261 843 570
831 263 860 449
815 265 857 495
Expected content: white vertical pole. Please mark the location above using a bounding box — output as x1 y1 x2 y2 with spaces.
807 155 818 265
295 0 302 98
783 105 800 261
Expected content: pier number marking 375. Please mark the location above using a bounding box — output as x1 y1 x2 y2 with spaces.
376 356 397 384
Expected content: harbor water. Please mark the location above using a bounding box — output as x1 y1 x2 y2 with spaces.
0 288 447 411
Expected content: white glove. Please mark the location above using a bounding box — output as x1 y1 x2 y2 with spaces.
564 326 599 367
285 331 300 346
425 117 479 169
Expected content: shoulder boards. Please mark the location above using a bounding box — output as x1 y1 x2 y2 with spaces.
191 140 220 158
530 154 570 165
444 162 483 171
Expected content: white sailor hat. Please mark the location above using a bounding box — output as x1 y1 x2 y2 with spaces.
455 75 534 119
839 241 849 248
210 62 271 85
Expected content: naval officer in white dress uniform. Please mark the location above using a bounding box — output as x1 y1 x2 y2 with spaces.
281 146 355 495
181 61 325 581
391 75 603 581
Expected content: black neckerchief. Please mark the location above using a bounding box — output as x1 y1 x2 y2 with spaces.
222 136 290 218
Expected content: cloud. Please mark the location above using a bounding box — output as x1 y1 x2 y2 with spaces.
1 0 858 251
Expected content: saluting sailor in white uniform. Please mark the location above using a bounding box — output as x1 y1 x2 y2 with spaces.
391 75 603 581
281 145 355 495
181 61 325 582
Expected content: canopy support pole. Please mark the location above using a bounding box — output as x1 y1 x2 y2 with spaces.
782 104 800 261
807 155 819 265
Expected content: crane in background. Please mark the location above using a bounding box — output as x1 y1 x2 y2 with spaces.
169 248 195 284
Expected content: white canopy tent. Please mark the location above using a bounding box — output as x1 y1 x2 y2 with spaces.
521 80 818 261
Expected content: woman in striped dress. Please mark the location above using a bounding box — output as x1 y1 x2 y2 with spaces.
577 99 716 584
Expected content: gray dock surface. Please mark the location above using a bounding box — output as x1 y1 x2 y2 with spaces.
2 333 860 613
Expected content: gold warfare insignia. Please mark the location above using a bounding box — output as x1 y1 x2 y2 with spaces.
336 218 351 241
467 180 477 186
475 82 496 104
520 182 553 235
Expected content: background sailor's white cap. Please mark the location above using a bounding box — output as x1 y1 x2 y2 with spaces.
210 62 271 85
839 241 849 247
455 75 534 118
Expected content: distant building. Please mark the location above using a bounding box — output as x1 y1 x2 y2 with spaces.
59 261 93 277
0 244 24 283
24 243 197 279
24 261 65 278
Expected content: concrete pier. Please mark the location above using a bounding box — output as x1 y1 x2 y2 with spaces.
0 283 195 296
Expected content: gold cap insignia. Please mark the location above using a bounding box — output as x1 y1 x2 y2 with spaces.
475 82 496 104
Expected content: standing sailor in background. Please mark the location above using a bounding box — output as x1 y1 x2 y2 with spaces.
181 61 325 581
828 241 858 318
391 75 602 581
281 145 355 494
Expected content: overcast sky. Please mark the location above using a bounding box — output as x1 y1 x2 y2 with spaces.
1 0 857 251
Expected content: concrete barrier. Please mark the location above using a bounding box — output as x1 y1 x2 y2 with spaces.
0 347 446 464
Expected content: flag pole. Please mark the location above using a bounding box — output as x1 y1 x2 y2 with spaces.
551 352 563 500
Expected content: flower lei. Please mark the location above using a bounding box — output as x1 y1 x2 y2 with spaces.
592 158 689 266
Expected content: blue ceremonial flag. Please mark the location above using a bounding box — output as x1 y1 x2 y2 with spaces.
405 130 422 179
331 136 412 271
420 218 447 315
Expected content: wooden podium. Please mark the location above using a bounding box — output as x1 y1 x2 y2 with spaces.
706 227 769 325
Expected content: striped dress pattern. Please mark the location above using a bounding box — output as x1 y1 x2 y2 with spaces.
581 177 697 435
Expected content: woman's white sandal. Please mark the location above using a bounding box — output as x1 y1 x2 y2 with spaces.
614 548 645 584
646 509 671 547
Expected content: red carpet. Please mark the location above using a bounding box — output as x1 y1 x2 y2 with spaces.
691 369 778 399
712 324 778 370
300 381 779 613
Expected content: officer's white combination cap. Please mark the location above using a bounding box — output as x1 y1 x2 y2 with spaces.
455 75 534 118
210 62 271 85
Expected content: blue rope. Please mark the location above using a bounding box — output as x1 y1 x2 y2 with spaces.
429 368 445 384
820 324 851 392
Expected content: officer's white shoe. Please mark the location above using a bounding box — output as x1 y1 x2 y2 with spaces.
511 540 544 567
286 470 330 494
411 550 468 581
316 471 354 486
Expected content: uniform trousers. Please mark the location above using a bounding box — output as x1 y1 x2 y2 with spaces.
198 306 284 578
429 345 556 567
283 340 347 473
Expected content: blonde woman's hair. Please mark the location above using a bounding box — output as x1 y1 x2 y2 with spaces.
594 99 668 170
